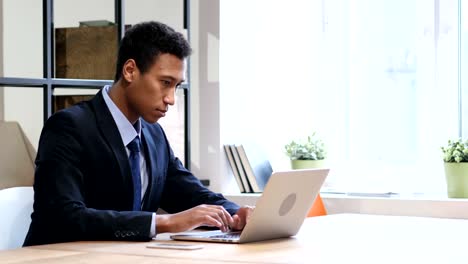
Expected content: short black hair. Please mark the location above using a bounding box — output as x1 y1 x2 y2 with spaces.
114 21 192 81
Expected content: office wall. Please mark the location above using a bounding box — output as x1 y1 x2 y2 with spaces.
0 0 329 195
0 0 3 121
189 1 201 177
188 0 238 193
0 0 238 192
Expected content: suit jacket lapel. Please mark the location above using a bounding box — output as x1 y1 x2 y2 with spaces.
90 90 133 190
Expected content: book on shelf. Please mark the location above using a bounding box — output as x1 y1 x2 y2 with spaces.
223 145 246 193
229 145 253 193
235 144 273 193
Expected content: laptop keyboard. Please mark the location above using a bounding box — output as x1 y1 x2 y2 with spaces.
209 232 241 239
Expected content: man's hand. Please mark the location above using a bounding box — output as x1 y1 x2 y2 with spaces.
231 205 255 231
156 204 234 234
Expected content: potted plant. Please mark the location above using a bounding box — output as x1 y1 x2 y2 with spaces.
285 132 326 169
441 139 468 198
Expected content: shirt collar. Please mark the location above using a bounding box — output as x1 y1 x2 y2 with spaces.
102 85 141 146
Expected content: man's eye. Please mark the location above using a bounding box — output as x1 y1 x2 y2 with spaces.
162 80 171 86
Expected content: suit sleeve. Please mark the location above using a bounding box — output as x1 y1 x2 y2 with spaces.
159 133 240 215
31 111 153 243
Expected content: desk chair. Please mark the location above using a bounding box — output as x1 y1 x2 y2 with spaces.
307 194 327 217
0 121 36 190
0 187 34 250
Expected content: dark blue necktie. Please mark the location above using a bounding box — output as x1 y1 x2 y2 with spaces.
127 136 141 211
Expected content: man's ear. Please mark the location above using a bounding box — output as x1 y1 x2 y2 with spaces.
122 59 137 83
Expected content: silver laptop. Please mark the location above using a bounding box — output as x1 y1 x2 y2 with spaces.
170 168 329 244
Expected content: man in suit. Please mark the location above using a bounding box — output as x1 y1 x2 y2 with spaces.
23 21 252 246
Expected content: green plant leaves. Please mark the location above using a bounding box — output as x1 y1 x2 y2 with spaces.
285 132 326 160
442 139 468 163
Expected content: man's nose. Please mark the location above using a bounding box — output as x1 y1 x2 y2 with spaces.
164 90 175 106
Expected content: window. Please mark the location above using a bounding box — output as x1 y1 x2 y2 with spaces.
220 0 464 195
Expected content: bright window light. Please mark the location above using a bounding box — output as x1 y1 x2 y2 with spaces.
220 0 464 195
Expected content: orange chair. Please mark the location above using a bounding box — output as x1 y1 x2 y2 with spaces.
307 194 327 217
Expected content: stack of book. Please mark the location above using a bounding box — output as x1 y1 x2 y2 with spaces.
223 144 273 193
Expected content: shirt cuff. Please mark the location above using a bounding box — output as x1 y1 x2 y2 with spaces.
150 212 156 238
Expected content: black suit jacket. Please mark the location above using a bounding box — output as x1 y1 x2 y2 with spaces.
23 90 239 246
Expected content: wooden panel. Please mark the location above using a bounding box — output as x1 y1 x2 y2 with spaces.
55 26 118 80
53 95 94 112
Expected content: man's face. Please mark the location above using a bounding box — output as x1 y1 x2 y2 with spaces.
126 53 186 124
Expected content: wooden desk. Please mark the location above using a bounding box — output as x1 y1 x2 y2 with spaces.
0 249 225 264
2 214 468 263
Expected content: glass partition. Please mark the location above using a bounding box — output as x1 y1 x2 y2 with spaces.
125 0 185 32
2 86 43 149
1 0 43 78
158 88 186 165
54 0 116 80
53 87 99 113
